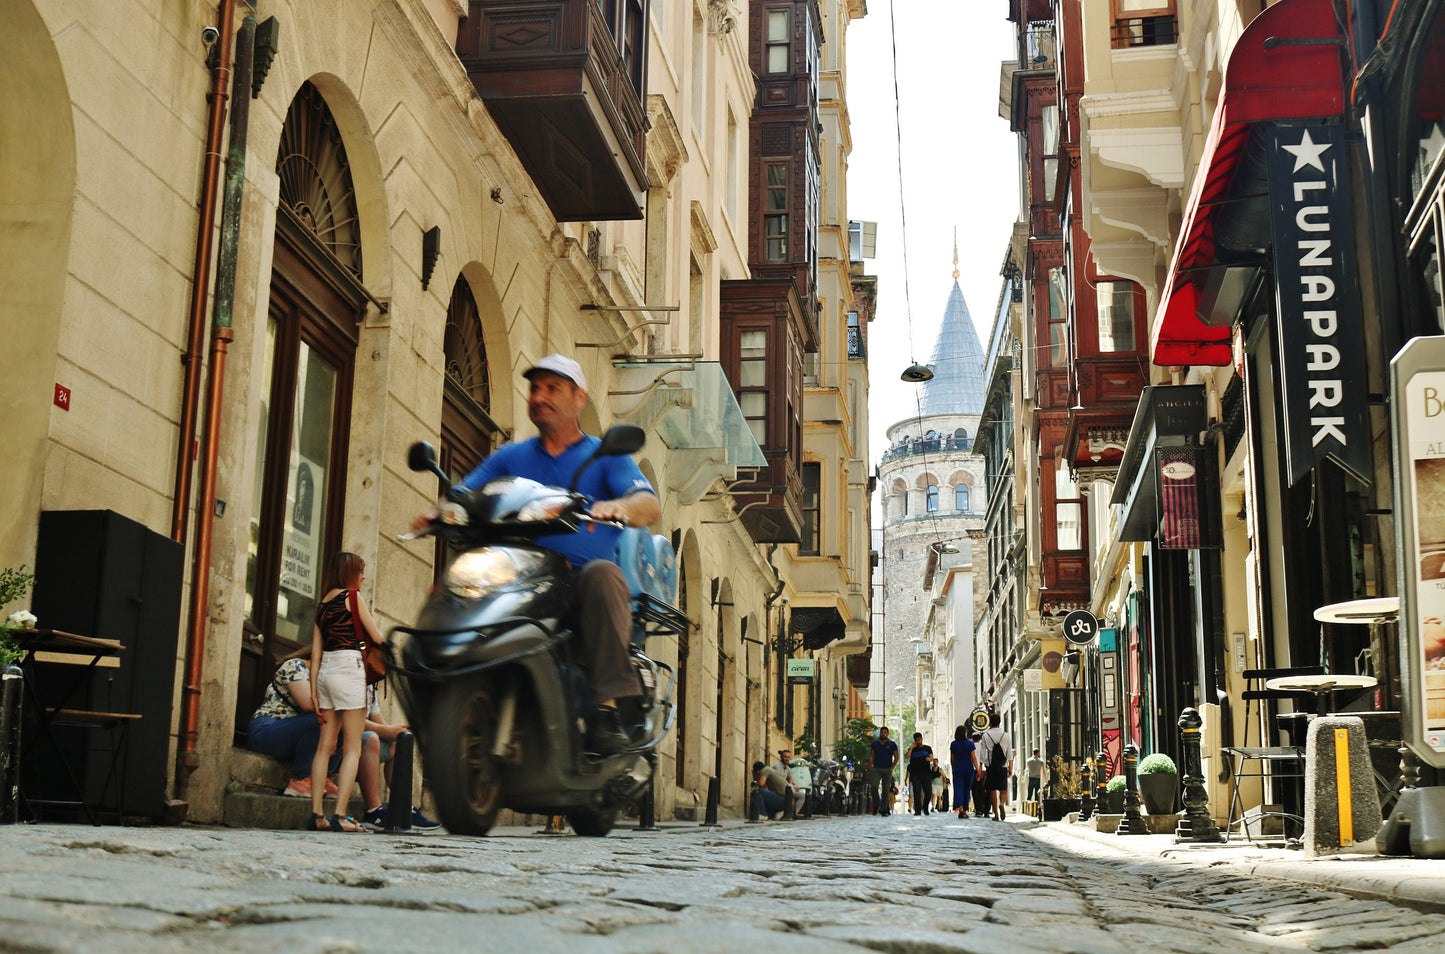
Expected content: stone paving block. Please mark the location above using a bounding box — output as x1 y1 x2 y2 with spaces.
986 891 1089 917
1107 922 1312 953
956 922 1115 954
1282 914 1445 951
606 921 876 953
805 925 981 952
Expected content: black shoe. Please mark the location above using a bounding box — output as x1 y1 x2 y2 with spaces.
586 705 631 755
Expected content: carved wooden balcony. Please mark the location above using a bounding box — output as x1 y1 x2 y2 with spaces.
457 0 650 221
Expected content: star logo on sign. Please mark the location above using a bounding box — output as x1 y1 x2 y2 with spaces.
1283 129 1332 173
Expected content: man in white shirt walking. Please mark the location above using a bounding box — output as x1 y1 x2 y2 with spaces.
979 712 1013 821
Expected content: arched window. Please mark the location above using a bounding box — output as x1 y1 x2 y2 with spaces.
955 484 969 511
926 485 939 512
901 490 909 515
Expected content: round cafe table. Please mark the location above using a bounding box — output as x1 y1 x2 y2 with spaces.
1313 597 1399 624
1265 673 1379 716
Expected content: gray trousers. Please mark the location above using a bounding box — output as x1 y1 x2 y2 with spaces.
574 560 642 703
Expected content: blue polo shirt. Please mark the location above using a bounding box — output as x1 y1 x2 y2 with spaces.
458 434 654 568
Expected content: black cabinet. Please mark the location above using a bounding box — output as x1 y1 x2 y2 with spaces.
28 510 183 819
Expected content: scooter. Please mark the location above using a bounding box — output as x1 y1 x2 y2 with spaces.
388 425 685 836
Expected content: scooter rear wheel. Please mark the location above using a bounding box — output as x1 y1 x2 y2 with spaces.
566 806 616 837
426 676 503 835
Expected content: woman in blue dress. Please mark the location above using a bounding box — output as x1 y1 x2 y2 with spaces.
949 725 981 818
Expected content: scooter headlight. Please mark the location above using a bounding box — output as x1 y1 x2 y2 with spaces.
444 549 539 598
514 493 572 522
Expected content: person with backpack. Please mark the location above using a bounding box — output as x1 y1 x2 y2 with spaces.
979 712 1013 821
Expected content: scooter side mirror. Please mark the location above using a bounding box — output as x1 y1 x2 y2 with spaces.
407 441 450 488
569 425 646 492
596 424 646 457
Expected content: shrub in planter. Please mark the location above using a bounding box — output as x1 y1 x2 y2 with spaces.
1137 753 1179 814
1099 774 1126 813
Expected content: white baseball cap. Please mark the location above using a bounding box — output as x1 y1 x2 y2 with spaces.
523 354 587 391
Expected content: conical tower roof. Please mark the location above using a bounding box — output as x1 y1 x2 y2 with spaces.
917 280 986 416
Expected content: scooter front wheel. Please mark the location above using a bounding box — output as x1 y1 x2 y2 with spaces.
426 675 503 836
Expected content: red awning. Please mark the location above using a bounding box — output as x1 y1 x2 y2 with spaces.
1150 0 1346 367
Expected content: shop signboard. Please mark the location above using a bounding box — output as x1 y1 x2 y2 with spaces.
1268 123 1371 486
1392 336 1445 768
786 658 816 684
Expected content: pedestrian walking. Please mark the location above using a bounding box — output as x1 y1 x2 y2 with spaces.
1025 748 1045 809
868 727 899 816
949 725 980 818
970 732 988 816
905 732 934 815
306 552 379 833
979 712 1013 821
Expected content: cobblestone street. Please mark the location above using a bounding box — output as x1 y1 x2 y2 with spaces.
3 814 1445 953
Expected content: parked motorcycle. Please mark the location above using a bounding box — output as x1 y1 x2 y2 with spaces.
388 425 685 837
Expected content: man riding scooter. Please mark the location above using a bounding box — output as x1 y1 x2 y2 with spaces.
414 354 659 754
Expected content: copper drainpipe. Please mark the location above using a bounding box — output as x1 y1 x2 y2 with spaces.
171 0 238 545
175 10 253 806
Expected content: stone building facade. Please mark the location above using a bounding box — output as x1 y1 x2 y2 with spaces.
3 0 868 825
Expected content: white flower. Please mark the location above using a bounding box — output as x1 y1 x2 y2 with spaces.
7 611 36 628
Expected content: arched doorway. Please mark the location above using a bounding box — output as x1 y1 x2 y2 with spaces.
435 275 501 575
237 81 366 733
0 2 74 572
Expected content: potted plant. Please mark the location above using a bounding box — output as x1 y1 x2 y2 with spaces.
1100 774 1126 814
1041 755 1082 821
0 565 36 825
1137 752 1179 815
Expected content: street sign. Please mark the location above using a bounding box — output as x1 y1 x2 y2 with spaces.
1062 610 1100 646
1391 336 1445 768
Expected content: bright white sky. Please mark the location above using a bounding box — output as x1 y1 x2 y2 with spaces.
845 1 1021 468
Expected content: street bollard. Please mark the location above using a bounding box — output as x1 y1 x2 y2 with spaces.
783 786 796 820
637 754 658 831
385 730 415 832
0 665 21 825
747 782 761 822
701 775 720 827
1095 750 1109 810
1174 707 1224 843
1078 756 1094 821
1117 744 1148 835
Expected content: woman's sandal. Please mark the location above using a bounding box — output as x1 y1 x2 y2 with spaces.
306 813 331 831
330 814 365 833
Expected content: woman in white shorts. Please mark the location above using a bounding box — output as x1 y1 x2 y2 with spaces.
306 551 382 832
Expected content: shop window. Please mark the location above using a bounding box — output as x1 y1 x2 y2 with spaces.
766 8 790 73
801 461 821 555
1047 267 1068 367
765 163 789 261
1096 280 1136 352
1055 454 1081 550
738 329 769 445
1110 0 1177 48
1041 104 1059 204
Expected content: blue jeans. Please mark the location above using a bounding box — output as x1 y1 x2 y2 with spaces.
755 787 783 818
952 769 975 809
247 713 341 780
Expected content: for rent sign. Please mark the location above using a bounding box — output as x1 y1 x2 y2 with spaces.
1268 124 1370 486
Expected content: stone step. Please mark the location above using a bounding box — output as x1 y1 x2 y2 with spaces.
231 746 291 795
223 790 369 830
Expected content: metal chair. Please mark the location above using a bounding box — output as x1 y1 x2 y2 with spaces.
1223 666 1321 841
